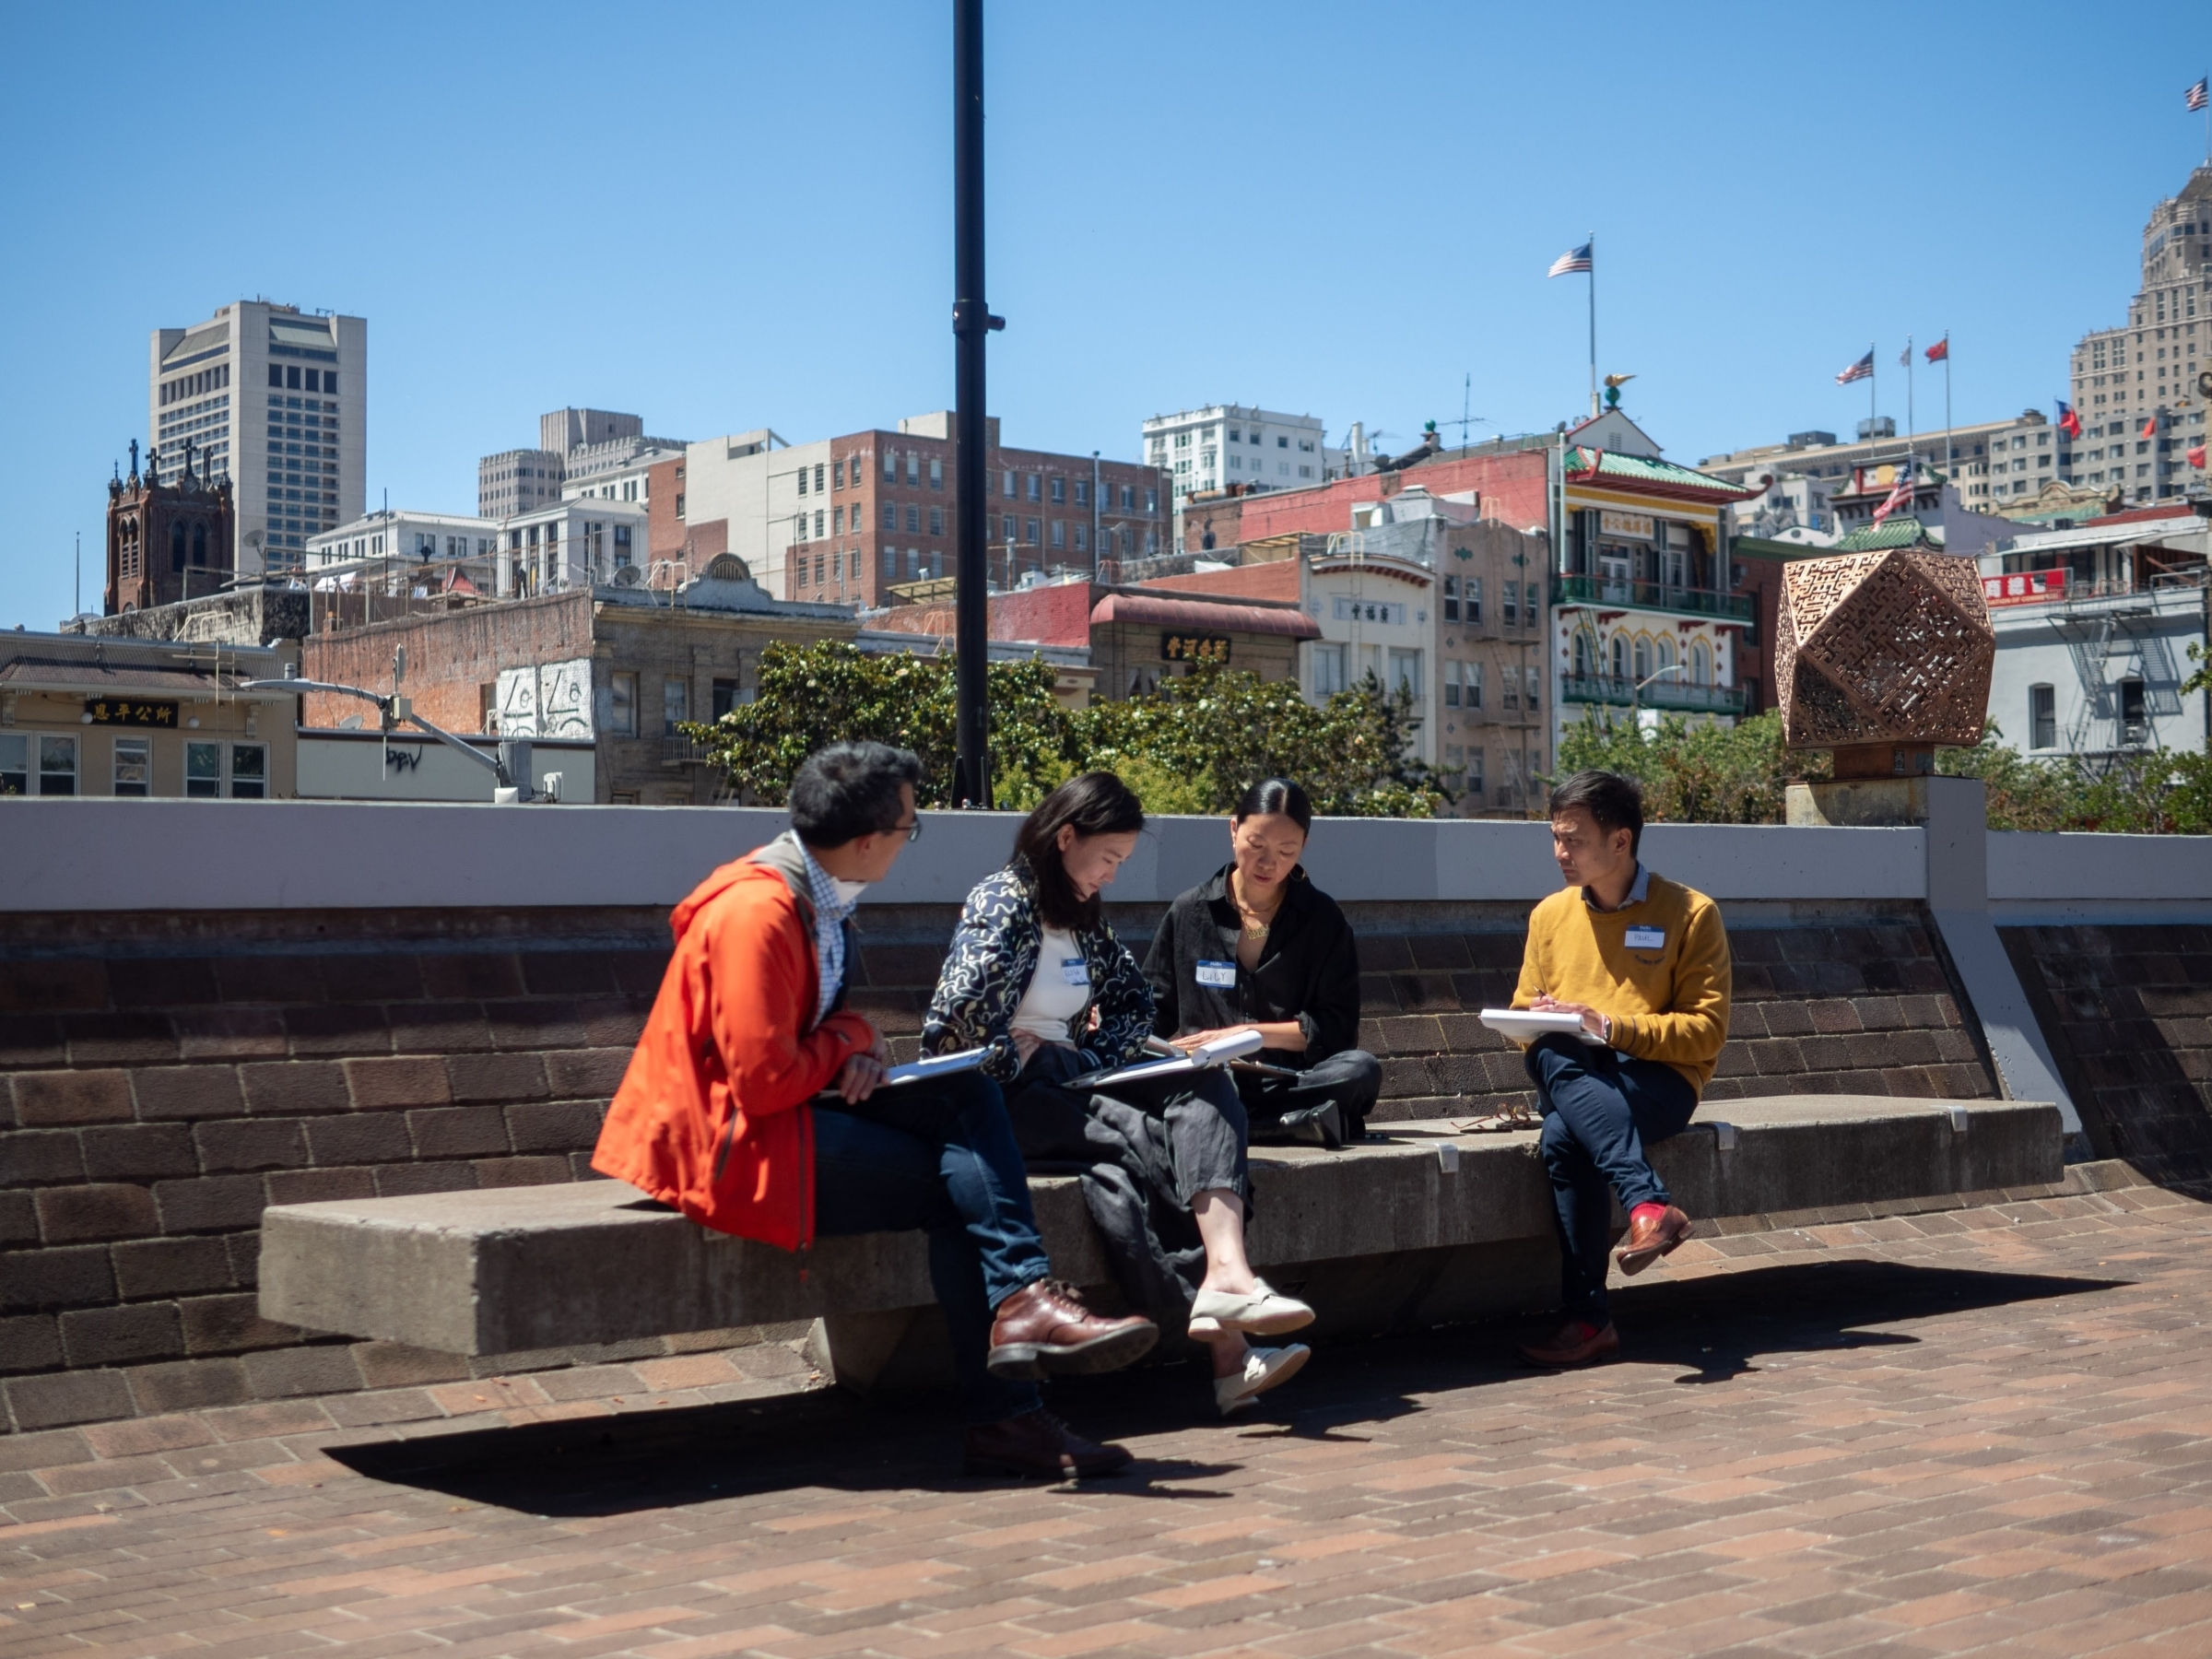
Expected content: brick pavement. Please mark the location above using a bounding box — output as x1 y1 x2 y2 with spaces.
6 1172 2212 1656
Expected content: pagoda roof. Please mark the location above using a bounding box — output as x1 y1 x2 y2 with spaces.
1832 516 1939 552
1562 448 1759 502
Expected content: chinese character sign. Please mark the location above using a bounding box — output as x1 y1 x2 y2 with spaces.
1159 632 1233 665
1980 570 2066 607
83 700 179 729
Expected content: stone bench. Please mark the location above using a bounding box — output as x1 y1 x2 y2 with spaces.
261 1095 2062 1389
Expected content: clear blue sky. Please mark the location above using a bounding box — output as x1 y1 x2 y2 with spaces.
3 1 2202 629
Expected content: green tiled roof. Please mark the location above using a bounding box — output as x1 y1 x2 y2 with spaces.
1565 448 1757 497
1832 516 1936 551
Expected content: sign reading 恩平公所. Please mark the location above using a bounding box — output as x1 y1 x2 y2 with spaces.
1599 510 1654 541
1982 571 2066 607
83 699 178 729
1160 632 1232 665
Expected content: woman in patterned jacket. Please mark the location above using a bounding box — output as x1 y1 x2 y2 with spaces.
924 771 1316 1418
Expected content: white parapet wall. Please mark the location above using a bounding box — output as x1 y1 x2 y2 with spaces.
0 795 2202 918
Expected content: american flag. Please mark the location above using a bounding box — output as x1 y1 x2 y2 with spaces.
2189 77 2208 112
1547 241 1594 277
1872 462 1916 525
1836 349 1875 385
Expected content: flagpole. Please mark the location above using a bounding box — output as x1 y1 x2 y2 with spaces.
1868 340 1877 440
1905 335 1915 454
1586 229 1598 419
1943 335 1953 479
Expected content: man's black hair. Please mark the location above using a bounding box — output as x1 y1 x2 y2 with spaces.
1548 769 1643 858
789 742 923 847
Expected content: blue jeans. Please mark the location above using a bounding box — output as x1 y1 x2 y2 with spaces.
1526 1034 1698 1324
812 1071 1050 1426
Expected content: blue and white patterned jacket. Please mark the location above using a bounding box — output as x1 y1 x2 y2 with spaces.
922 859 1155 1082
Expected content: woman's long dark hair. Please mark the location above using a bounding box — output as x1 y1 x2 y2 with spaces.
1232 777 1313 834
1013 771 1146 931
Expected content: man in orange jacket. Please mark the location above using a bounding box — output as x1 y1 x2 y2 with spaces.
594 741 1156 1478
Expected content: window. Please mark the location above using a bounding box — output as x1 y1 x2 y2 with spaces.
1075 480 1090 508
882 451 896 480
1443 661 1462 708
1465 748 1484 794
1502 583 1518 625
37 735 76 796
1051 521 1065 549
906 453 920 486
1466 661 1483 709
0 734 26 796
883 503 898 531
1525 667 1540 712
1633 639 1652 681
1003 469 1016 497
929 458 943 489
882 546 897 579
1277 435 1289 448
1526 582 1541 620
1442 574 1460 621
610 672 637 736
833 459 845 489
184 741 262 798
1146 488 1159 513
2120 677 2147 741
1025 518 1040 544
1387 648 1422 700
929 506 944 536
712 678 740 719
815 463 826 492
1312 643 1347 698
112 737 150 797
1049 477 1065 505
2030 684 2056 749
663 677 689 735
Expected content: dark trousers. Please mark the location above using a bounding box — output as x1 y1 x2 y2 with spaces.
1006 1046 1250 1326
812 1070 1049 1426
1238 1047 1383 1147
1525 1034 1698 1324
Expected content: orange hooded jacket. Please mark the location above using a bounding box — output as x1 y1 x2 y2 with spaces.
591 833 875 1250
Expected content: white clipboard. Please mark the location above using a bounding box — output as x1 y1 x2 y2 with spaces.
1066 1029 1265 1089
879 1047 992 1086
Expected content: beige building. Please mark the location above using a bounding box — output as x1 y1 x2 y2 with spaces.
1 633 300 800
2067 165 2212 505
1700 412 2064 516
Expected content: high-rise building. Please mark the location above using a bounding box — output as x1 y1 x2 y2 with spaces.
477 409 684 518
1140 405 1346 508
2067 165 2212 505
149 301 366 575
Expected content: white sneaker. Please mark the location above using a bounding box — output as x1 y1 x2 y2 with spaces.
1216 1344 1311 1415
1188 1279 1315 1338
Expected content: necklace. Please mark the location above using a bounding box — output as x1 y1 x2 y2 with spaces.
1230 873 1284 939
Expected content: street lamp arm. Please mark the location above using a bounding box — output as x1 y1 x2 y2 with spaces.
239 677 511 785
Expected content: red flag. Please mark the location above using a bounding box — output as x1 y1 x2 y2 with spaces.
2191 442 2208 469
2142 413 2160 439
2057 401 2083 439
1925 336 1949 363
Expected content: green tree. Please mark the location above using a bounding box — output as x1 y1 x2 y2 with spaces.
1555 708 1828 825
687 643 1441 817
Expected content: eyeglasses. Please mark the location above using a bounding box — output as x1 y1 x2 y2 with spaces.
894 818 924 843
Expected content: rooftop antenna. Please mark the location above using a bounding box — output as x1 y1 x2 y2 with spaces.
1447 373 1490 448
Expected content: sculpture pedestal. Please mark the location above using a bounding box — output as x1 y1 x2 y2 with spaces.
1785 778 1935 827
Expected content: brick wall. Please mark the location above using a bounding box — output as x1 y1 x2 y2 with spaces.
0 899 1997 1433
2003 924 2212 1187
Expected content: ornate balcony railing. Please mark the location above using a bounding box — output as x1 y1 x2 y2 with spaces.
1551 574 1755 624
1559 676 1747 715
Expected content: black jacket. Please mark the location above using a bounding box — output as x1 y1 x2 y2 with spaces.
1143 864 1361 1069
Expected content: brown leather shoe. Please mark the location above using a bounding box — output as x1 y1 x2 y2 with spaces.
1516 1319 1620 1368
986 1279 1158 1380
1615 1205 1693 1276
964 1409 1134 1479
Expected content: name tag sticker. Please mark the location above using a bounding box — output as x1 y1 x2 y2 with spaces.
1625 926 1666 951
1060 958 1090 987
1195 959 1238 988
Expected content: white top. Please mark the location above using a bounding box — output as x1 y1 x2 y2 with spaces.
1010 926 1091 1045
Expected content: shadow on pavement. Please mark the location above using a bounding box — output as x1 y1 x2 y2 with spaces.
328 1257 2118 1513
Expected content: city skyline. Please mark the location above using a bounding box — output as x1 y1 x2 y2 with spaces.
3 0 2206 629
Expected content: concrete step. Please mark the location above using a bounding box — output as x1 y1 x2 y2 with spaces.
260 1095 2062 1360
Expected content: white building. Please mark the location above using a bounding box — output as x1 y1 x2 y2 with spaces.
1977 509 2209 760
497 499 653 596
674 428 819 594
1701 413 2067 514
560 436 685 506
1142 405 1344 513
307 510 500 573
150 300 367 575
478 449 566 520
477 409 685 518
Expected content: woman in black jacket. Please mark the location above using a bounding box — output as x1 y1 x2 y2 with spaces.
1144 779 1382 1147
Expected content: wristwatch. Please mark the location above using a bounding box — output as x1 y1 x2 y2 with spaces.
1600 1014 1613 1046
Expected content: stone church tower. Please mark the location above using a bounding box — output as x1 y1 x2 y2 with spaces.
106 439 237 614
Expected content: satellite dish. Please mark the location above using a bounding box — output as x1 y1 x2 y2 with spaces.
338 713 363 731
2198 369 2212 398
611 564 643 587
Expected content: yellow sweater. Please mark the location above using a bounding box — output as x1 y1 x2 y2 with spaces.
1512 868 1733 1094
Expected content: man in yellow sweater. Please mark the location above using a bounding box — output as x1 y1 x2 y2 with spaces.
1512 770 1732 1367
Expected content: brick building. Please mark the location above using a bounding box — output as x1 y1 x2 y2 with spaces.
105 444 237 617
668 415 1171 606
301 565 853 805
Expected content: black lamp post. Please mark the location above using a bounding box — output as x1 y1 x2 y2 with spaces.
951 0 1004 807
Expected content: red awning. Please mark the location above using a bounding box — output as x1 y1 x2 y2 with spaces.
1089 593 1320 640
